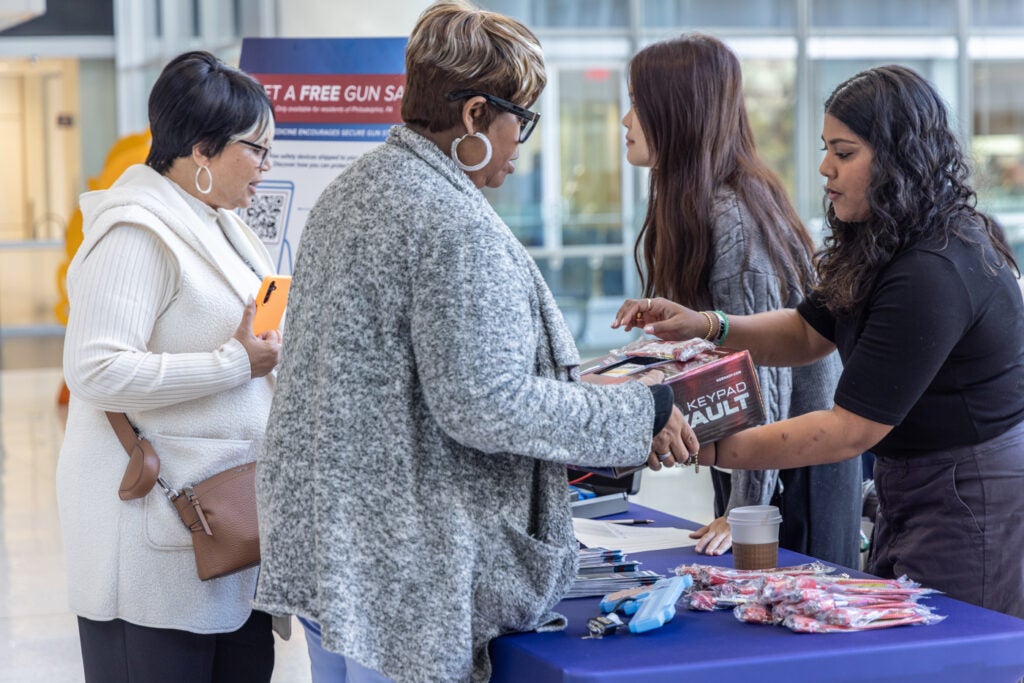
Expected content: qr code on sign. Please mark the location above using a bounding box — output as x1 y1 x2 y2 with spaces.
239 186 291 244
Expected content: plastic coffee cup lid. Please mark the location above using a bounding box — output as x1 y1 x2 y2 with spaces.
727 505 782 525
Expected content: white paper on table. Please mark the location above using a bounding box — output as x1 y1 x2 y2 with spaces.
572 517 699 553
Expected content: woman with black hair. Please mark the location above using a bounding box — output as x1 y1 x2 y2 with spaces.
58 50 282 681
615 64 1024 618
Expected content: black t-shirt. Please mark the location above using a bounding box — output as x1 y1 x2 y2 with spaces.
797 223 1024 458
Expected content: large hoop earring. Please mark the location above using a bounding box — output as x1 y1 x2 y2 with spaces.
450 132 492 172
194 165 213 195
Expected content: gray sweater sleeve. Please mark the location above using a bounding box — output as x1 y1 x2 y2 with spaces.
708 191 788 511
411 213 654 468
711 271 786 510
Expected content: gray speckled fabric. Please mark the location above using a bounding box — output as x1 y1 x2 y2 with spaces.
254 125 656 683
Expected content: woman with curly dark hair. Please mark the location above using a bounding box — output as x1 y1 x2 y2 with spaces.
613 64 1024 618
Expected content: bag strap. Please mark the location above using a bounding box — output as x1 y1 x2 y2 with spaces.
106 411 143 455
105 411 179 498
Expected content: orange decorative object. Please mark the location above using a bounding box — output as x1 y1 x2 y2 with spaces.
56 129 151 404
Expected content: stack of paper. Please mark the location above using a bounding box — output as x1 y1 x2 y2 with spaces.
572 517 700 554
577 547 639 574
564 547 662 599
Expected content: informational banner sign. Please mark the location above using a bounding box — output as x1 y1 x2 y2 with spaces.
238 37 407 274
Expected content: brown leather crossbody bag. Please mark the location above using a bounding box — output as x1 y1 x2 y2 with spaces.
107 412 261 581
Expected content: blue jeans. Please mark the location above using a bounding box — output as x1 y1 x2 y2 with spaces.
298 617 394 683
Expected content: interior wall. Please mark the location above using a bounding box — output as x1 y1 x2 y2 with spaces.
77 58 116 187
0 57 79 241
0 57 80 341
0 71 25 239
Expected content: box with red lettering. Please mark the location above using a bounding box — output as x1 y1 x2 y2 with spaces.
578 338 765 477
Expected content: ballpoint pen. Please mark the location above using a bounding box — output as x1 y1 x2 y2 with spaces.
606 519 654 525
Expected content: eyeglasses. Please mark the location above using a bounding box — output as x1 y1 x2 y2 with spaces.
446 90 540 144
237 139 271 167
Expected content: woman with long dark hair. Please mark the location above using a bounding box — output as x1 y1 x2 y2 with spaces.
621 33 861 568
615 64 1024 618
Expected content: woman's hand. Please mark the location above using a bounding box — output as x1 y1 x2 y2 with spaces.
636 369 665 387
689 516 732 556
233 299 282 378
646 405 700 471
611 297 705 341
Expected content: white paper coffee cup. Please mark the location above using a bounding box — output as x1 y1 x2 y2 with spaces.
728 505 782 569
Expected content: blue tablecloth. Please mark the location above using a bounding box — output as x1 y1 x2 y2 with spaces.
489 505 1024 683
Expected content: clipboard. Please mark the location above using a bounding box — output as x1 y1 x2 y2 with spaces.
253 275 291 335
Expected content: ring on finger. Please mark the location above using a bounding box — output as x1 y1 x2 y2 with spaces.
657 452 672 463
646 298 652 312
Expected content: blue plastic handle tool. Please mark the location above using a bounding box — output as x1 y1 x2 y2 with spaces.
627 575 692 634
600 584 653 614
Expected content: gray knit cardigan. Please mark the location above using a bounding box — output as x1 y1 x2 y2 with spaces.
254 125 657 682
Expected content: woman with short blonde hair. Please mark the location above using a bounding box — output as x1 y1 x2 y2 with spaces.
254 2 697 682
401 0 545 135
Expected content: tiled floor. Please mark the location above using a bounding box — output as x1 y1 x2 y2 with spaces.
0 363 714 682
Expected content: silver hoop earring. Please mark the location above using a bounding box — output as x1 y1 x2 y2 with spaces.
194 165 213 195
450 132 492 172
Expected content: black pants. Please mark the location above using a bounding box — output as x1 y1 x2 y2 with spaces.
77 610 274 683
711 462 862 570
870 419 1024 619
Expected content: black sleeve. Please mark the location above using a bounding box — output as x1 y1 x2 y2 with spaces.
796 289 836 343
650 383 674 437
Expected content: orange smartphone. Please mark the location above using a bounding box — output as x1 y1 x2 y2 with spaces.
252 275 291 336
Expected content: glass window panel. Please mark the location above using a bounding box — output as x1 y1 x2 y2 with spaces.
481 107 545 247
559 68 623 246
236 0 266 37
811 0 957 29
78 59 117 188
477 0 531 21
531 0 629 28
479 2 633 36
644 0 796 29
973 61 1024 213
806 58 958 220
741 58 798 198
972 0 1024 28
203 0 239 41
534 254 630 355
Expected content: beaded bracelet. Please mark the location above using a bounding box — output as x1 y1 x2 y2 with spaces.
700 311 716 342
712 310 729 346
